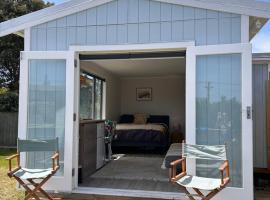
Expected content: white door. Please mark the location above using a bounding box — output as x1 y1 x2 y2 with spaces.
18 51 75 192
186 43 253 199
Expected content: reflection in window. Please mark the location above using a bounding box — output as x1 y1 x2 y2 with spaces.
80 71 104 120
27 60 66 176
196 54 242 188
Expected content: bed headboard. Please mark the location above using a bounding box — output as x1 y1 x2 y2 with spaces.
147 115 170 128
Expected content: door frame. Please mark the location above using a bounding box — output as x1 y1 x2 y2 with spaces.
18 51 75 191
70 42 194 194
186 43 253 199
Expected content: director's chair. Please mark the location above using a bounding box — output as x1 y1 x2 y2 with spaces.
6 138 59 200
170 142 230 200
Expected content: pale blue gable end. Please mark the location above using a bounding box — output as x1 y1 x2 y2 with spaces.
30 0 241 51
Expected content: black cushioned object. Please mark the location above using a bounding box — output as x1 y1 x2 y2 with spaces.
147 115 170 128
119 114 134 123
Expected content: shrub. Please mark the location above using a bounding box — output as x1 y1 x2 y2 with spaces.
0 91 18 112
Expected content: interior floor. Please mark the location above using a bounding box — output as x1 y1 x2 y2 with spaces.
79 154 183 193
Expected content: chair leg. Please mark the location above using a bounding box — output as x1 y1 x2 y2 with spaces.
192 188 205 198
28 179 54 200
203 189 220 200
13 176 40 200
182 187 196 200
24 175 53 200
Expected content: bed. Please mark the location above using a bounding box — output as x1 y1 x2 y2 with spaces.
112 115 170 151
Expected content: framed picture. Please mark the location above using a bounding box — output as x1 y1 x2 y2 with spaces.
136 88 152 101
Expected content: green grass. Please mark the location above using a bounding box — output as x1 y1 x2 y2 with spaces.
0 149 24 200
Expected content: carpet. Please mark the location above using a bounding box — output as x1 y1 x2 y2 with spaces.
91 155 169 182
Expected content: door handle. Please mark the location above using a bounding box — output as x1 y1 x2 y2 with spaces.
246 106 251 119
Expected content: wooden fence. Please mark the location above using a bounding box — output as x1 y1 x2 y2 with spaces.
0 112 18 148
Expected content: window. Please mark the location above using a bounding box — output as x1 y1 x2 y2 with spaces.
80 71 105 120
196 54 242 187
27 60 66 175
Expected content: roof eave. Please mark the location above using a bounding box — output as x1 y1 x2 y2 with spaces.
249 17 269 41
1 0 270 38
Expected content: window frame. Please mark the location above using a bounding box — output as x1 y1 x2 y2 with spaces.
80 70 105 120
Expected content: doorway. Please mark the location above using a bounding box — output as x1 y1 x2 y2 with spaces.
77 51 186 194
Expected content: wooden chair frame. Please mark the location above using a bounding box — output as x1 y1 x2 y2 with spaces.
6 151 59 200
170 152 230 200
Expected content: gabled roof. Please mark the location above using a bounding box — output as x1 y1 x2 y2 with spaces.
1 0 270 38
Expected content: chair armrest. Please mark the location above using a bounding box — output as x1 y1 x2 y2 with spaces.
171 158 185 166
51 152 59 160
170 157 186 182
6 154 20 173
51 152 60 172
6 154 19 160
219 160 229 171
219 160 230 186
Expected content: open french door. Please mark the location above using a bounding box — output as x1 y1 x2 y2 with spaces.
186 43 253 199
18 51 75 192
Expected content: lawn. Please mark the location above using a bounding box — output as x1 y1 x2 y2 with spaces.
0 149 24 200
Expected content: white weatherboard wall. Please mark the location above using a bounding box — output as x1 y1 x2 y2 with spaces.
80 61 121 121
120 76 185 131
30 0 241 51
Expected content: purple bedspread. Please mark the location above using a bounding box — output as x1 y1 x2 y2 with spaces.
112 129 169 148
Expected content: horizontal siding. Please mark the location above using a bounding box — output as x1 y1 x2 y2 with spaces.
31 0 241 51
253 64 268 168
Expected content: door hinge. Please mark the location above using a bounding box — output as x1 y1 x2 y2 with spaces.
73 113 77 121
74 59 78 68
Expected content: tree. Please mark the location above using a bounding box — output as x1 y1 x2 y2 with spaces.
0 0 53 91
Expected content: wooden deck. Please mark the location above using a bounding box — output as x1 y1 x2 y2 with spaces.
35 190 270 200
45 193 165 200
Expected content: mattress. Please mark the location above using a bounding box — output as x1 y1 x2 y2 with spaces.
116 123 167 134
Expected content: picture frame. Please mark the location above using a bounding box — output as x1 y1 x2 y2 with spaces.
136 88 152 101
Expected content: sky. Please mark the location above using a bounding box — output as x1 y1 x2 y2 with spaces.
46 0 270 53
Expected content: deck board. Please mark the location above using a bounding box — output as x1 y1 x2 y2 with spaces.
47 193 165 200
35 190 270 200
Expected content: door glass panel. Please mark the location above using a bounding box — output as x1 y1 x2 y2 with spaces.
80 73 94 119
95 79 102 120
196 54 242 187
27 59 66 175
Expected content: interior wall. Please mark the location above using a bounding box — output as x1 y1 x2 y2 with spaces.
80 61 121 121
120 76 185 132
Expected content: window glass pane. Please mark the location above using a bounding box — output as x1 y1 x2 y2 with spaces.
80 71 104 120
27 60 66 176
196 54 242 187
95 79 102 120
80 73 94 119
